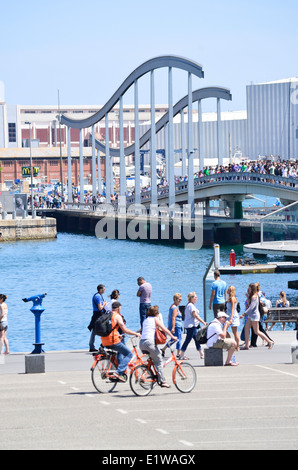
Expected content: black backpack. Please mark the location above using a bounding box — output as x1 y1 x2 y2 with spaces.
196 322 216 344
94 312 117 337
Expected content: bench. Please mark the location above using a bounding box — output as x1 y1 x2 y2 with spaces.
264 307 298 325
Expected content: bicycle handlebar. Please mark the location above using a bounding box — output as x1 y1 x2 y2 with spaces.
168 339 178 351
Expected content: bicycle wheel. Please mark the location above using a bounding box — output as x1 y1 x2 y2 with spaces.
91 357 117 393
173 362 196 393
129 365 156 396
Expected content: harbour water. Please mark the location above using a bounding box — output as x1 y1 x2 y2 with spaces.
0 230 297 353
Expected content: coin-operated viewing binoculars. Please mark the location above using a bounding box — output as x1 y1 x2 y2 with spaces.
23 293 47 354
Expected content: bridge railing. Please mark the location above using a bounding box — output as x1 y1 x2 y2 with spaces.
126 171 298 205
64 202 118 213
259 200 298 244
63 172 298 210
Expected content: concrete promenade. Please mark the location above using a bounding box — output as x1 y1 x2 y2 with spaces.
0 330 298 451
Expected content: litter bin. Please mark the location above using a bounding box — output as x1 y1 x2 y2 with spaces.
291 344 298 364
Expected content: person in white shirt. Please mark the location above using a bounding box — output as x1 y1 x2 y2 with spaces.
140 305 177 388
105 289 120 313
180 292 206 360
206 312 238 366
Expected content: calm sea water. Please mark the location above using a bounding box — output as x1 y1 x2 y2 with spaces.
0 231 297 352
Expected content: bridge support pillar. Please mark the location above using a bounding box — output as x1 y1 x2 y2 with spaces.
221 195 245 219
205 198 210 217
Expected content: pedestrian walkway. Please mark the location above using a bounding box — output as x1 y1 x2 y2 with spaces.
0 330 296 374
0 330 297 450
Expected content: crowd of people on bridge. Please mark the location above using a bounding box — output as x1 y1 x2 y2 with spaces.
27 157 298 209
195 158 298 179
124 157 298 199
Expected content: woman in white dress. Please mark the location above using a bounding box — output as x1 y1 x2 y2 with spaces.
0 294 9 354
241 283 274 350
226 286 240 351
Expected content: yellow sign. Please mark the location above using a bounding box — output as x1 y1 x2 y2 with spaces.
22 166 41 177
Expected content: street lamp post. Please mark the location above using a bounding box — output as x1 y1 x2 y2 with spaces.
25 121 34 218
57 90 64 197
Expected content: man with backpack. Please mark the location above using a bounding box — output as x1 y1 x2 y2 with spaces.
88 284 107 352
206 312 238 366
100 302 141 382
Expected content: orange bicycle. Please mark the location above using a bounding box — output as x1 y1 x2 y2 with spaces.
129 341 197 396
91 336 145 393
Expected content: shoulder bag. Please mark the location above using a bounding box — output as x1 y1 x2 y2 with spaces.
155 319 167 345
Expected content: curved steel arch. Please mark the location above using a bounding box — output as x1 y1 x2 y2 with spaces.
60 55 204 129
92 86 232 157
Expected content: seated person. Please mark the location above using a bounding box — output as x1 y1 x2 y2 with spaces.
206 311 238 366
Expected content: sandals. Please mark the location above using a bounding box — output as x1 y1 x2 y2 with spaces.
160 382 170 388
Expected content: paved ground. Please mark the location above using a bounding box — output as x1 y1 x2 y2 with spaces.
0 330 298 451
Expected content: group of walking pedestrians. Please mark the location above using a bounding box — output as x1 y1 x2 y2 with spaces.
207 270 294 361
87 272 294 379
87 278 209 386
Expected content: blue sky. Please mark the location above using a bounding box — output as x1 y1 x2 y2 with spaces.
1 0 298 112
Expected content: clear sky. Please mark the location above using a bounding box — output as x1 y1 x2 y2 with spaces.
1 0 298 112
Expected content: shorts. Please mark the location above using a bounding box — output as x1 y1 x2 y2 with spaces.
0 322 8 332
211 338 234 351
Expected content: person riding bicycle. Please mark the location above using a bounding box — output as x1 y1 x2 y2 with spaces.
140 305 177 388
101 302 141 382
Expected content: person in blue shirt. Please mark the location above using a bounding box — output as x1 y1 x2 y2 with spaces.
209 270 227 318
161 293 183 358
88 284 107 352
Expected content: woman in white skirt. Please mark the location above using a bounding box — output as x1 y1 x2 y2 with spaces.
226 286 240 351
241 283 274 350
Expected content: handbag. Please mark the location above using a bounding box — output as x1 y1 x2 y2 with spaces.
155 319 167 345
259 298 268 317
